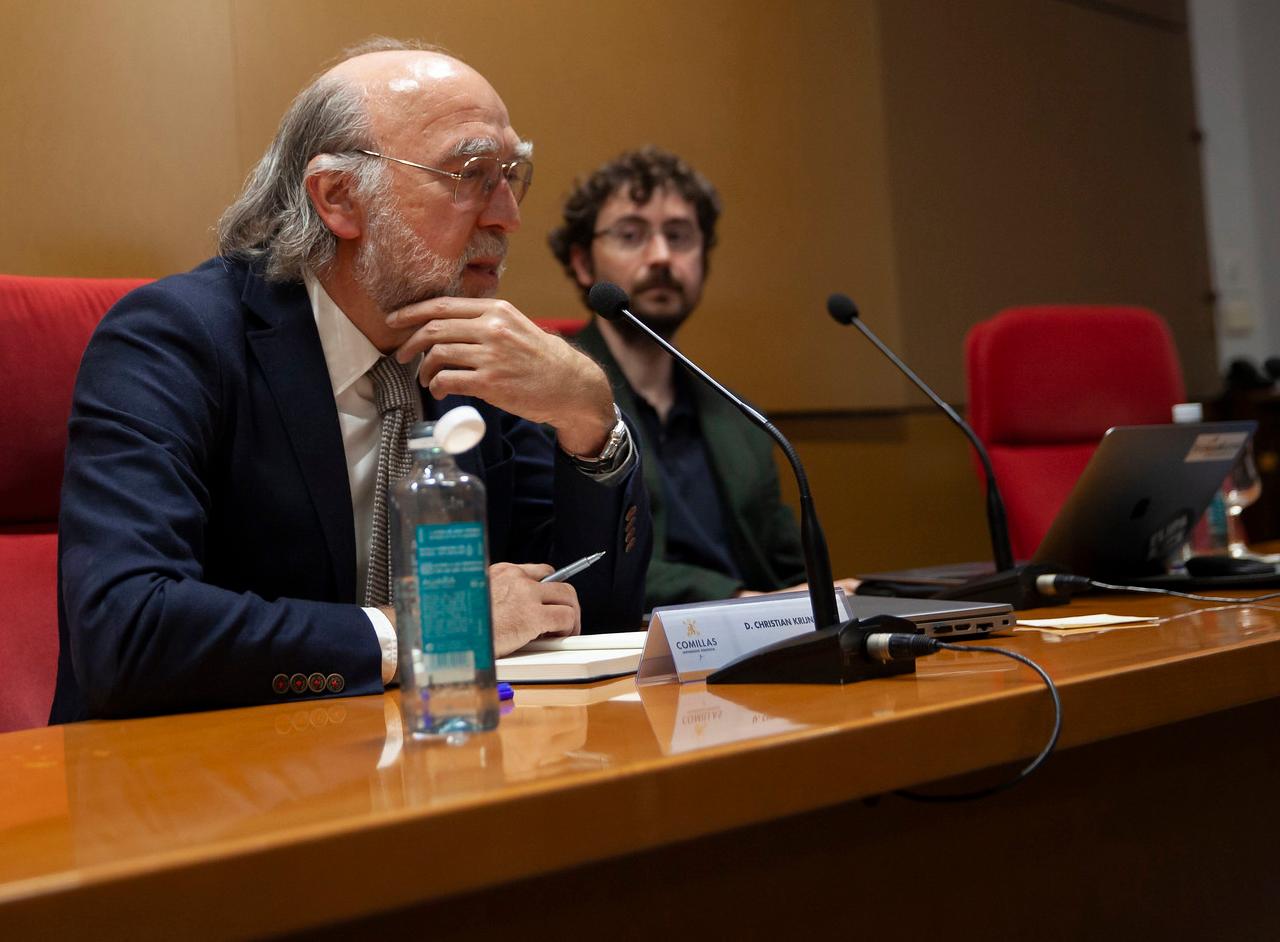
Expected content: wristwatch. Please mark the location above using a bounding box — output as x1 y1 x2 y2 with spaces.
567 403 629 473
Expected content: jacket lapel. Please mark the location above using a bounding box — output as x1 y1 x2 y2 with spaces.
242 270 357 601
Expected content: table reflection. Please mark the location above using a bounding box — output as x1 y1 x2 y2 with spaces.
638 682 809 754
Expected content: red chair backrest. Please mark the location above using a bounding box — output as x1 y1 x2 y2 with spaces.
534 318 587 338
0 275 153 525
965 305 1186 560
0 274 151 731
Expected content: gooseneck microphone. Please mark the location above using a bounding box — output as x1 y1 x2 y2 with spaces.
827 293 1067 609
588 281 837 629
588 282 918 684
827 294 1014 572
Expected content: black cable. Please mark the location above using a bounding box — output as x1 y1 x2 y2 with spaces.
892 641 1062 803
1038 571 1280 605
1086 579 1280 604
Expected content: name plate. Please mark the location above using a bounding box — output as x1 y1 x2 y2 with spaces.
636 590 850 685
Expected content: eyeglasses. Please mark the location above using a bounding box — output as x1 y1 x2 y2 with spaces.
357 149 534 208
592 218 702 254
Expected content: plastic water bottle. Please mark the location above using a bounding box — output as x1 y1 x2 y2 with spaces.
390 406 498 740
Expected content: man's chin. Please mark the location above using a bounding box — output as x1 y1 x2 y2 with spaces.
460 265 502 298
630 308 690 337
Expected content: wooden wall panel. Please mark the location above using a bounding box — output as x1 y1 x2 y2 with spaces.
878 0 1216 401
777 413 993 575
0 0 240 277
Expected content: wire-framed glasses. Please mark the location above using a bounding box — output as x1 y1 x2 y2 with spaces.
357 149 534 208
592 218 701 254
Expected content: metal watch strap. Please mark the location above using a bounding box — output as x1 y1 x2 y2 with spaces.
568 403 627 472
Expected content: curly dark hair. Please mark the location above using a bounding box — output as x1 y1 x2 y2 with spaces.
547 146 721 299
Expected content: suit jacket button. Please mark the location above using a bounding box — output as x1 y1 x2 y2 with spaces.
272 673 289 695
327 673 345 694
307 672 327 694
625 505 637 521
289 673 307 694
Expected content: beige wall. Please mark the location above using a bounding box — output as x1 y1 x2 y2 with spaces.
776 412 994 574
0 0 1210 570
882 0 1216 402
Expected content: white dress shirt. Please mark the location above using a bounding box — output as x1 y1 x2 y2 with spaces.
304 272 405 685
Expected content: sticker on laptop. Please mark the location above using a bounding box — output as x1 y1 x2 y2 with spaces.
1184 432 1248 463
1147 511 1191 561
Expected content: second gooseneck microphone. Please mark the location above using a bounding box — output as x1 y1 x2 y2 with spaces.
586 281 839 634
826 294 1014 572
827 293 1068 609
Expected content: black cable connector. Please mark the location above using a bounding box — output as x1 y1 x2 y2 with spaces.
1034 572 1093 598
864 631 940 663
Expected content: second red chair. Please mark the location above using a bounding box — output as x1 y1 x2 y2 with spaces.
965 305 1186 560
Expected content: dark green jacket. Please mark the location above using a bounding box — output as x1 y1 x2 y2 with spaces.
574 321 805 609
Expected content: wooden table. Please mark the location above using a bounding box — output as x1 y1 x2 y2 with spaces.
3 592 1279 939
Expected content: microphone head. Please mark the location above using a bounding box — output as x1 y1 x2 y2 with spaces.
826 293 859 325
587 282 631 322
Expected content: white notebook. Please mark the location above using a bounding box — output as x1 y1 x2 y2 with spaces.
496 631 647 683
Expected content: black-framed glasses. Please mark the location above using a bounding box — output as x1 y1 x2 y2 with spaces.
357 149 534 208
592 218 701 254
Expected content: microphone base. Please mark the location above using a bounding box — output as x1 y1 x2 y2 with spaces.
930 564 1069 610
706 615 918 685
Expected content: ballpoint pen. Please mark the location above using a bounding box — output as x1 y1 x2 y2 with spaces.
541 550 607 583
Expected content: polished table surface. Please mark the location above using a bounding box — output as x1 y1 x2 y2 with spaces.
3 591 1280 938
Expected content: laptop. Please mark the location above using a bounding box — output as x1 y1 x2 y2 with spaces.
845 595 1014 639
1030 421 1257 580
860 420 1260 590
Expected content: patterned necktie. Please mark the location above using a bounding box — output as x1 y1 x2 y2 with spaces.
364 355 421 606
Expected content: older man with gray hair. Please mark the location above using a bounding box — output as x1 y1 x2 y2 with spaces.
51 40 650 722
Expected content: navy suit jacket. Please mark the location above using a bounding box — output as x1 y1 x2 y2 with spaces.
51 258 650 722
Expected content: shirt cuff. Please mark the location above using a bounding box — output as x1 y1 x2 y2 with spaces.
364 606 398 686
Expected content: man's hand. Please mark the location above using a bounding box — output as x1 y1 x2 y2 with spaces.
489 562 581 657
781 577 862 596
387 298 616 456
735 577 862 599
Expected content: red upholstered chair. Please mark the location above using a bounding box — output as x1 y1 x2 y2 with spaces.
535 318 586 338
0 274 151 731
965 305 1186 561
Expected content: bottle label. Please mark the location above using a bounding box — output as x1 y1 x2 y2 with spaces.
413 522 492 679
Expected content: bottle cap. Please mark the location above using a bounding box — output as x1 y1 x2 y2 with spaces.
432 405 486 454
1172 402 1203 424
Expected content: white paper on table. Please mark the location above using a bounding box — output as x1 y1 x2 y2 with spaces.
1016 613 1159 635
1018 613 1157 628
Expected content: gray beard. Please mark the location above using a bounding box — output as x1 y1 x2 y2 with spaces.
356 201 507 312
